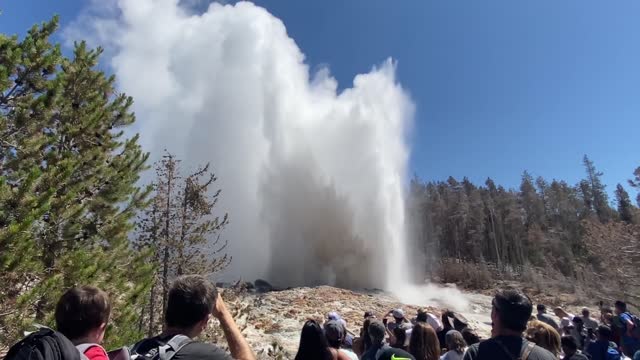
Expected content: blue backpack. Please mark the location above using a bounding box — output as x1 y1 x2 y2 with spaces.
605 345 621 360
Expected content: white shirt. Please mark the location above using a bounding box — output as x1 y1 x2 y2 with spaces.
339 349 359 360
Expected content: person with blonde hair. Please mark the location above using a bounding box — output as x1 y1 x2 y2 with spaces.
525 320 562 358
409 322 441 360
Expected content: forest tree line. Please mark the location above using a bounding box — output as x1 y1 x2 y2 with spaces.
407 156 640 300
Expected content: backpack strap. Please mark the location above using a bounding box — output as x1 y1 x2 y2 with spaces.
158 335 192 360
520 342 535 360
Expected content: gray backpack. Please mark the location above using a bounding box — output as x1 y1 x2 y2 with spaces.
129 335 193 360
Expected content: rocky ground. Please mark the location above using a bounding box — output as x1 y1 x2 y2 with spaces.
207 284 495 358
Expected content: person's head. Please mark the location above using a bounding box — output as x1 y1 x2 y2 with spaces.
368 319 387 347
392 309 405 323
524 320 561 357
165 275 217 336
392 325 407 349
295 320 332 360
445 330 467 355
491 289 533 336
560 335 578 356
416 308 428 323
596 325 613 342
461 328 481 346
537 304 546 314
327 312 341 321
408 323 440 360
572 316 584 331
582 308 590 318
55 286 111 344
324 320 345 349
614 300 627 315
364 311 374 319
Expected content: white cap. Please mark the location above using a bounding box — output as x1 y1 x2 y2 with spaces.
392 309 405 319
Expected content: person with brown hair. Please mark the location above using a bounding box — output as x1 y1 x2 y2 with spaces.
440 330 467 360
295 319 350 360
463 289 556 360
409 322 441 360
55 286 111 360
524 320 562 358
131 275 254 360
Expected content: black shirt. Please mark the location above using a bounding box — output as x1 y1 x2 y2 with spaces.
462 336 556 360
134 335 233 360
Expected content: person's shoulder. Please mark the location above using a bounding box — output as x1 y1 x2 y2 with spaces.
83 345 108 360
529 344 557 360
462 342 480 360
175 341 232 360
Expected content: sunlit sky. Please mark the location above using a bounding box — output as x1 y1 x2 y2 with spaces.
2 0 639 197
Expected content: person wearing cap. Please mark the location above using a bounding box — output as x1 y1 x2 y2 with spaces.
580 308 599 330
536 304 559 331
324 320 358 360
361 319 415 360
386 308 411 333
327 312 354 349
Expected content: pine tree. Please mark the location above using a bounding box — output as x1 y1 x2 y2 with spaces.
0 18 152 345
615 184 635 224
629 167 640 207
583 155 611 223
134 153 230 334
520 171 545 228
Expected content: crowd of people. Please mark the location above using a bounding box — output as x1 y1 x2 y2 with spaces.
4 277 640 360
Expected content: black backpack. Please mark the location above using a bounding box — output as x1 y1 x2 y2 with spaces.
4 327 81 360
129 335 193 360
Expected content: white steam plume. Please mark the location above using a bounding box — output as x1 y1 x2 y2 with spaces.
67 0 414 290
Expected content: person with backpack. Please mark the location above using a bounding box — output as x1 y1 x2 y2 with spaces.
55 286 112 360
131 275 254 360
4 286 112 360
614 300 640 357
462 289 556 360
585 325 621 360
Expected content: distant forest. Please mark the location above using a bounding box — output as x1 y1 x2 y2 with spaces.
407 155 640 303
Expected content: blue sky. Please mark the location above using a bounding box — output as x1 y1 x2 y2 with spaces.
1 0 639 196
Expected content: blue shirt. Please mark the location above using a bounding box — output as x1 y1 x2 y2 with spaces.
620 313 639 346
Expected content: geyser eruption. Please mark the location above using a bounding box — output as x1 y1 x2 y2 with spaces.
68 0 414 290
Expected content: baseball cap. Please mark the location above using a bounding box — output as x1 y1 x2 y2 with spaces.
368 319 386 342
376 347 416 360
324 320 345 344
392 309 405 319
327 311 341 321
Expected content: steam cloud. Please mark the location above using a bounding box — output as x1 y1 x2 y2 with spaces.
67 0 414 290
